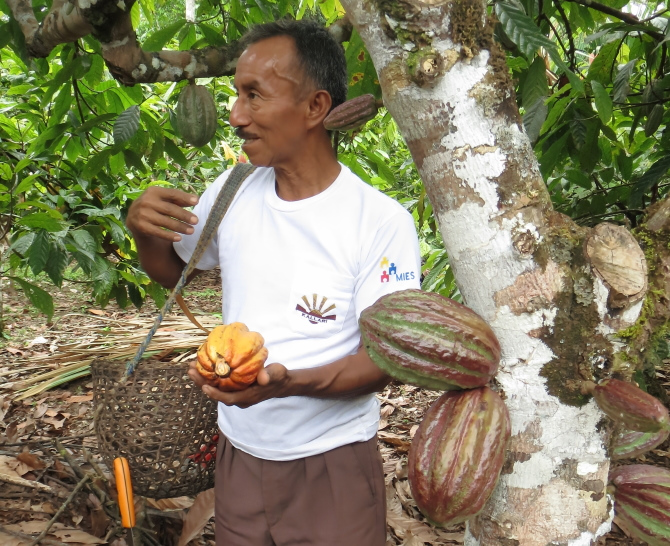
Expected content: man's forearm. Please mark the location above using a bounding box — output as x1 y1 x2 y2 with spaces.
133 234 186 288
289 346 390 399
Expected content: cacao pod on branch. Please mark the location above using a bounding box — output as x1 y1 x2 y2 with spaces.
408 386 510 526
610 464 670 545
359 289 501 390
323 94 378 131
175 82 218 147
611 428 669 460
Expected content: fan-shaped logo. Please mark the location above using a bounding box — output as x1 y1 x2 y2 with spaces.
295 294 337 324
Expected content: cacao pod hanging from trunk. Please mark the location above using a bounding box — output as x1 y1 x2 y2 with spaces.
408 386 510 527
589 379 670 433
611 427 669 460
323 94 378 131
610 464 670 545
174 82 218 147
359 289 501 391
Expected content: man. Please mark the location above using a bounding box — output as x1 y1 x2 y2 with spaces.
126 19 421 546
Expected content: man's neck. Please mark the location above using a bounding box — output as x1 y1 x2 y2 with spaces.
273 136 342 202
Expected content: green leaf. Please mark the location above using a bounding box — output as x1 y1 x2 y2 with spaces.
82 148 114 179
612 59 636 103
495 2 556 58
587 41 619 85
11 277 54 319
71 230 98 261
113 105 141 144
142 19 186 51
539 132 569 179
44 241 69 287
28 230 51 275
74 113 117 134
523 97 548 143
130 1 141 30
629 156 670 208
522 56 549 109
128 282 145 309
17 212 65 232
591 81 612 124
198 23 227 46
164 138 188 168
345 29 381 100
421 252 449 291
579 121 601 172
11 232 35 256
114 284 129 309
146 281 166 308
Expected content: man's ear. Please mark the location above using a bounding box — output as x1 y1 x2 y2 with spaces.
305 89 333 130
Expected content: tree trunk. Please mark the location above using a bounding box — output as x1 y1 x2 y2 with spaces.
340 0 647 543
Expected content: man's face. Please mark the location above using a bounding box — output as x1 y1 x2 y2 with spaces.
230 36 312 167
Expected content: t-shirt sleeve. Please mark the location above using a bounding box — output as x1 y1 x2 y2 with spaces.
354 210 421 318
172 170 231 270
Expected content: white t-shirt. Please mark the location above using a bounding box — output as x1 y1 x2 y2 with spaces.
174 164 421 460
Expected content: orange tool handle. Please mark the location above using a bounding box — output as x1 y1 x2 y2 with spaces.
113 457 136 528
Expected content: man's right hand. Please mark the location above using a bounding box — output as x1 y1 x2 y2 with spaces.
126 186 200 242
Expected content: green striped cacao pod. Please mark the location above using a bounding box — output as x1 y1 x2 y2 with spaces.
611 428 669 460
408 386 510 526
592 379 670 433
610 464 670 545
323 94 378 131
359 289 501 390
175 83 218 147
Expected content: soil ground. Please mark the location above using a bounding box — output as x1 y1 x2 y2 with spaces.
0 269 663 545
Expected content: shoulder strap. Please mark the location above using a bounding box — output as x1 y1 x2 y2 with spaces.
122 163 257 379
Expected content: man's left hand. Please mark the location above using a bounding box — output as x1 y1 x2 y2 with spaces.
188 361 292 408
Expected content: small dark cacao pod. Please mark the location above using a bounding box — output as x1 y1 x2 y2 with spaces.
593 379 670 433
610 464 670 545
175 83 218 147
360 288 500 391
323 94 378 131
611 428 669 460
408 387 510 526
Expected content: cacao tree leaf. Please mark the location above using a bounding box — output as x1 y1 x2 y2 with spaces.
587 41 620 85
345 29 381 100
164 138 188 168
49 83 72 127
10 277 54 319
74 113 116 134
130 2 140 30
198 23 227 46
539 132 569 179
10 232 35 256
591 81 612 124
495 2 556 58
114 283 129 309
142 19 186 51
612 59 637 103
644 104 664 137
128 282 144 309
579 121 601 172
71 230 98 261
113 105 141 145
629 156 670 208
92 256 116 296
523 96 548 144
82 148 114 179
146 281 167 308
522 56 549 110
138 0 155 25
421 252 449 291
617 152 633 180
28 230 51 275
17 212 65 232
44 240 69 287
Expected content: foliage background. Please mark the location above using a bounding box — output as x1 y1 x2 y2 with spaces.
0 0 667 325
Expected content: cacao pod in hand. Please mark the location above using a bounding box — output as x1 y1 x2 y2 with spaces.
323 94 378 131
175 83 218 147
610 464 670 545
408 386 510 526
591 379 670 433
359 289 501 390
196 323 268 390
611 428 669 460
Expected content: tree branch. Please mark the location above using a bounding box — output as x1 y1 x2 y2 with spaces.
552 0 575 70
6 0 353 85
564 0 665 41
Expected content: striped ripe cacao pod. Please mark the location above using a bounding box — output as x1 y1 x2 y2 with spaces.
408 387 510 526
593 379 670 433
359 289 501 390
175 83 218 147
611 428 669 460
610 464 670 545
323 94 378 131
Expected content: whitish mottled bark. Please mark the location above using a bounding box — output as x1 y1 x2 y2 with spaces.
340 0 647 543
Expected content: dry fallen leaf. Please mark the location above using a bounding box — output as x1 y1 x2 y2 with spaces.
177 488 215 546
66 394 94 403
17 452 46 470
146 496 195 511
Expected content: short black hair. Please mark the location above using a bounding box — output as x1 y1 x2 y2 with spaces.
240 19 348 111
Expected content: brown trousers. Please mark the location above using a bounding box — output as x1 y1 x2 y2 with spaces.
214 434 386 546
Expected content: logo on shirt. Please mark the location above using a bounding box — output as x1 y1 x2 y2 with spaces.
380 256 416 283
295 294 337 324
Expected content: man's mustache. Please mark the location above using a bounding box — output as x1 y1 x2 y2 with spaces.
235 128 258 140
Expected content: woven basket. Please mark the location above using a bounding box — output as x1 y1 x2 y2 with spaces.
92 358 218 499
